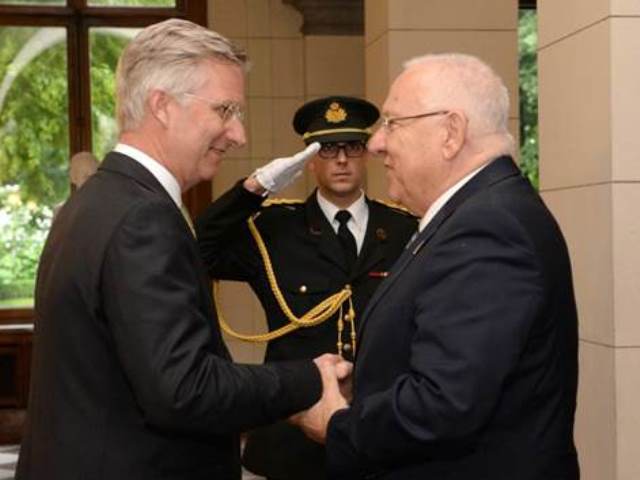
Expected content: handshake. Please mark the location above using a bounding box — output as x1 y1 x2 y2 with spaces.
244 142 321 195
291 353 353 444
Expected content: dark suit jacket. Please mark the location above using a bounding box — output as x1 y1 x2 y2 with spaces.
195 183 417 479
326 157 580 480
16 152 321 480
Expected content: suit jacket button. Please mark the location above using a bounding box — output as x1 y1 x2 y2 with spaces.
299 285 307 293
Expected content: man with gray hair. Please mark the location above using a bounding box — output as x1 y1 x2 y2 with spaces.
17 18 348 480
293 53 580 479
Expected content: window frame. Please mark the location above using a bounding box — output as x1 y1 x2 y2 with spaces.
519 0 536 9
0 0 209 324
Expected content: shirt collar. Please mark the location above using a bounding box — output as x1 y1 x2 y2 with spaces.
114 143 182 208
316 189 367 230
418 163 489 232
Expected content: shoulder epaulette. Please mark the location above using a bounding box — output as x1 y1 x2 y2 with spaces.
262 197 304 207
372 198 414 215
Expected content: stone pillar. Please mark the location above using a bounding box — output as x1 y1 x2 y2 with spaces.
363 0 519 198
538 1 640 479
285 0 366 192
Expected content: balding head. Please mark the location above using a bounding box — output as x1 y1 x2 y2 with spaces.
403 53 512 144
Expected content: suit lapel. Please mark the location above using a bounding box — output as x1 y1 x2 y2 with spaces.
305 192 351 275
356 156 521 345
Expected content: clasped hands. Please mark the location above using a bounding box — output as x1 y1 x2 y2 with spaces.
290 353 353 444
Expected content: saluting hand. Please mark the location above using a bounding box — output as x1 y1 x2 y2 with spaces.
251 142 321 194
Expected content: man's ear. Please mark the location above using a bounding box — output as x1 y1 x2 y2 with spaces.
442 111 467 160
148 89 171 128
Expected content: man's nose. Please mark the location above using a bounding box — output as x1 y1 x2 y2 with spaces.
367 128 386 156
226 118 247 148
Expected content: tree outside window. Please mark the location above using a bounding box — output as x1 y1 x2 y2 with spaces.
519 9 538 189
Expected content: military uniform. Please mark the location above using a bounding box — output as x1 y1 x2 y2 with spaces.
195 95 418 480
195 185 416 479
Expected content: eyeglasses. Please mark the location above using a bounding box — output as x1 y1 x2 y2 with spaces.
182 93 245 124
318 141 367 159
381 110 449 131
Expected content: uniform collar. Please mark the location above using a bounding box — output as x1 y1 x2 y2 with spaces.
316 189 367 232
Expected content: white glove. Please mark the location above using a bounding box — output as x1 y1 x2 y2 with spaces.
253 142 321 194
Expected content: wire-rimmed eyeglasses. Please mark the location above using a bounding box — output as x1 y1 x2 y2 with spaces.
318 140 367 159
381 110 449 131
182 93 245 124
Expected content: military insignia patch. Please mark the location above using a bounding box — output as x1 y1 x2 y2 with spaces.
325 102 347 123
376 227 387 240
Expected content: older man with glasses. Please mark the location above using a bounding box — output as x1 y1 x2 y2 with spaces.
195 95 418 480
293 54 580 480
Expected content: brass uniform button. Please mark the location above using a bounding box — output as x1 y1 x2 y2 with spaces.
343 343 352 352
299 285 307 293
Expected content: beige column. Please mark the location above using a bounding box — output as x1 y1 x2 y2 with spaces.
364 0 519 198
207 0 307 363
538 1 640 479
302 34 366 193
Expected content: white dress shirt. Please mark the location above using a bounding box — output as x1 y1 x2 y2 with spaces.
114 143 182 208
316 190 368 254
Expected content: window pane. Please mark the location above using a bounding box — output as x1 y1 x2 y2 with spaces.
0 0 65 5
87 0 175 6
90 27 140 160
0 26 69 309
518 9 538 189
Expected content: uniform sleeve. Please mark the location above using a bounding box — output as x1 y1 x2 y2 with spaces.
195 181 265 281
102 199 321 435
327 202 544 472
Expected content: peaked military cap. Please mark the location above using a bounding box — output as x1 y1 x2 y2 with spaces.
293 96 379 145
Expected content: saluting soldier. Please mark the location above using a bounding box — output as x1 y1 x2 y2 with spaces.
195 96 418 480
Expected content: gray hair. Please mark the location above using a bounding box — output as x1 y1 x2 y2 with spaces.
116 18 247 131
403 53 512 141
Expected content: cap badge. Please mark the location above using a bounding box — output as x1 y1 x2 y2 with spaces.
325 102 347 124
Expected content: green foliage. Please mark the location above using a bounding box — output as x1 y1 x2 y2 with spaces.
519 10 539 189
91 31 131 159
0 185 51 303
90 0 174 5
0 27 69 207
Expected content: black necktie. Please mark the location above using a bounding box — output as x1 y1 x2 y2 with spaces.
335 210 357 271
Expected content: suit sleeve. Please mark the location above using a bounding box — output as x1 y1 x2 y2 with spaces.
195 180 265 281
102 199 321 435
327 202 544 473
